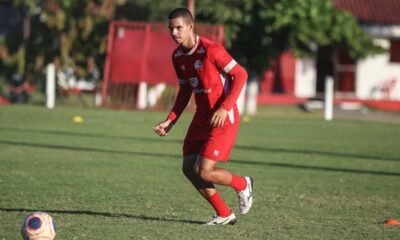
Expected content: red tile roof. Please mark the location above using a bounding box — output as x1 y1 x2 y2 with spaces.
333 0 400 24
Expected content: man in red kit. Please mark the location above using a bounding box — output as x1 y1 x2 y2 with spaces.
153 8 253 225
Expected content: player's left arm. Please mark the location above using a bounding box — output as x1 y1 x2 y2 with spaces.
220 63 248 111
209 45 248 128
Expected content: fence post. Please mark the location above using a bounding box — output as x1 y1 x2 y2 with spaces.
246 81 258 116
46 63 56 109
324 76 334 121
237 82 247 115
137 82 147 109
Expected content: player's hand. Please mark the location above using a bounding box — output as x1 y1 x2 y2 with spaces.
210 107 228 128
153 120 173 137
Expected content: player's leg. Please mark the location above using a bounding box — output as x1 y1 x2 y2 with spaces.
195 119 248 191
181 138 216 199
181 123 237 223
197 115 254 215
195 156 254 215
182 154 234 223
194 156 245 191
182 154 216 198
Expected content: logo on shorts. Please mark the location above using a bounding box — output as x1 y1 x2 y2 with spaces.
213 150 220 157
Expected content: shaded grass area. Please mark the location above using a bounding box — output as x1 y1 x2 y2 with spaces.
0 105 399 239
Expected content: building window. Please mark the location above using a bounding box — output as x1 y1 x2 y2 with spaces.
390 40 400 63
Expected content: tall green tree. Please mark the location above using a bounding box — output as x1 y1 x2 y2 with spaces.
49 0 384 79
196 0 383 76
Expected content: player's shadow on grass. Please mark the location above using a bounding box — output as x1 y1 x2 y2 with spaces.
230 159 400 177
0 208 204 225
235 145 400 162
0 139 181 159
0 126 182 144
1 126 398 163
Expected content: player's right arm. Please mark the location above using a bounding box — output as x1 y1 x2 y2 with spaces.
153 85 192 137
153 83 192 137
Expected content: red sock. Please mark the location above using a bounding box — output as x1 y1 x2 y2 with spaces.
207 192 231 217
229 174 247 192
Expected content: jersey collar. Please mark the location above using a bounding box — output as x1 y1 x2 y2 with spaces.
182 35 200 56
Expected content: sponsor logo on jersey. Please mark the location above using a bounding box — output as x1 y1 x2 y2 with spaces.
194 60 203 71
197 47 205 54
181 65 185 71
189 77 199 88
174 50 183 58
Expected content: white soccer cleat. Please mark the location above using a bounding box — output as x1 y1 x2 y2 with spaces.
237 176 254 214
204 212 237 225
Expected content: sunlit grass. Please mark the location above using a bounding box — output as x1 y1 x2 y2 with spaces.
0 105 399 239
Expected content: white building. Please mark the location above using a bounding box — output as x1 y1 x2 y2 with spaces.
296 0 400 102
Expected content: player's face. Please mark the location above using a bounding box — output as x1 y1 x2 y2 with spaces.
168 17 193 45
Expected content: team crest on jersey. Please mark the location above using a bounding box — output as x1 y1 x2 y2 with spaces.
174 50 183 58
189 77 199 88
180 65 185 71
194 60 203 70
197 47 205 54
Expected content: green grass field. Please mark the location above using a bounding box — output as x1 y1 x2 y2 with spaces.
0 105 399 239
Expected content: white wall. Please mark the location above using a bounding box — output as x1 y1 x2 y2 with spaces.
295 58 316 98
293 41 400 101
356 39 400 100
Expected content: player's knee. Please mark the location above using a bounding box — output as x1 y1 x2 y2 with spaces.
198 168 213 182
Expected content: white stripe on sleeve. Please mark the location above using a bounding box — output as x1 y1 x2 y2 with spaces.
223 59 237 73
224 59 237 73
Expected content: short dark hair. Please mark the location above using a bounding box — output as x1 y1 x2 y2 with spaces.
168 8 194 23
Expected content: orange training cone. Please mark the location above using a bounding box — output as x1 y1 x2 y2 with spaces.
383 218 400 226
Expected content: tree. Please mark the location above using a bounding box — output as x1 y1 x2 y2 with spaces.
196 0 384 77
26 0 384 83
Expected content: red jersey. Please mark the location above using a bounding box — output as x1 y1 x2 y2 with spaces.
168 36 247 127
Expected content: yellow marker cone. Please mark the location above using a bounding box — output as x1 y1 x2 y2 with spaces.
242 116 251 122
73 115 84 123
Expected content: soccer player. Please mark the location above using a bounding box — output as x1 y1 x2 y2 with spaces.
153 8 253 225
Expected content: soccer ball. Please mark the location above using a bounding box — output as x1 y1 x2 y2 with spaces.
20 212 56 240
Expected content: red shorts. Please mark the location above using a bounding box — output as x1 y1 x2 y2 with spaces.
183 117 239 162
